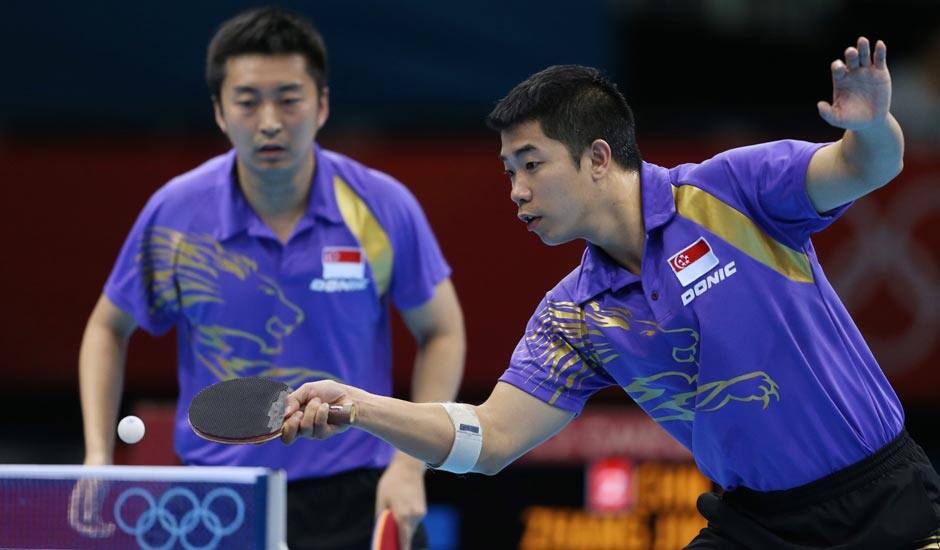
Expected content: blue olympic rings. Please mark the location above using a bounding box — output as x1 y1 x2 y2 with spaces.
114 486 245 550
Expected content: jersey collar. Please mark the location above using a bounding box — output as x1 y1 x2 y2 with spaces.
571 161 677 303
215 144 344 242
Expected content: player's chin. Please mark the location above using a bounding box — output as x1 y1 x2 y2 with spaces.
537 230 573 247
251 153 295 171
254 160 293 172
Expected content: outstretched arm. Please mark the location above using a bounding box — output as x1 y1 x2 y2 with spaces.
807 37 904 213
281 380 573 475
374 278 465 547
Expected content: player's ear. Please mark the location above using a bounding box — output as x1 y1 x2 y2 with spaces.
316 86 330 130
589 139 613 180
213 96 228 134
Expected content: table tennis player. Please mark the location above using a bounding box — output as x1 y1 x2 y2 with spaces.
282 38 940 548
77 7 465 549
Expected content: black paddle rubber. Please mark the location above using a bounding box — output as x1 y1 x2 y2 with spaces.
189 377 290 443
188 377 358 445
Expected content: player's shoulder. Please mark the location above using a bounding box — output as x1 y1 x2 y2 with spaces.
321 148 417 208
520 261 587 330
671 139 820 185
140 150 234 226
320 147 428 234
542 253 591 306
150 151 232 208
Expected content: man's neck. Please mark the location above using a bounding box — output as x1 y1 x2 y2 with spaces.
236 151 316 242
590 169 646 275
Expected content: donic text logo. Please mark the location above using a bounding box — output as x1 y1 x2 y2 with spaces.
668 237 738 305
680 261 737 306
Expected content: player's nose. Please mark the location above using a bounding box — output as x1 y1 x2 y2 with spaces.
510 180 531 206
258 103 283 137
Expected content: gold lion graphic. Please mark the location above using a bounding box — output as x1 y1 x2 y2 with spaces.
528 299 780 421
137 226 340 386
624 370 781 422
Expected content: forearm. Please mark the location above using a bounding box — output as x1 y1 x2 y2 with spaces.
392 284 466 469
355 392 455 466
838 112 904 187
79 322 128 464
349 382 569 475
286 381 570 475
388 333 465 469
356 392 509 474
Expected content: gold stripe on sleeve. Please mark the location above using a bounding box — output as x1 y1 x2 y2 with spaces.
674 185 814 283
333 176 394 296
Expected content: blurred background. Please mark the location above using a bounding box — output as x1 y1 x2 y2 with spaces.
1 0 938 548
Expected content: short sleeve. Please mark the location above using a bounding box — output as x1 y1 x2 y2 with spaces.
498 296 617 414
687 140 848 247
103 194 180 335
384 184 451 310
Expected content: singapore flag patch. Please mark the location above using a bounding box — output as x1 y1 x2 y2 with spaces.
322 247 365 279
667 237 720 287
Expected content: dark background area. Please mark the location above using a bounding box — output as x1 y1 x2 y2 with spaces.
1 1 938 547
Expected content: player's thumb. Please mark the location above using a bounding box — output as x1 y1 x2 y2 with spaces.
283 397 299 417
817 101 836 125
286 383 316 415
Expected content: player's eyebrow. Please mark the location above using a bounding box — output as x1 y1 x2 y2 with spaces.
232 85 261 95
231 83 304 94
275 83 304 93
499 144 538 163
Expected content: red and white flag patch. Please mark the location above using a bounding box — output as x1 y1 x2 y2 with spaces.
322 247 365 279
668 238 719 287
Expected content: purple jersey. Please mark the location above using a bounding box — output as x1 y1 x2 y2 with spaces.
105 145 450 480
500 140 903 491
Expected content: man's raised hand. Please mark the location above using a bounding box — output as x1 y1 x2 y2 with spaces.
818 37 892 131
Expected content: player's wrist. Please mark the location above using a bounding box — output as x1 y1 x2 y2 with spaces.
388 452 428 474
844 110 894 134
83 451 113 466
349 389 379 428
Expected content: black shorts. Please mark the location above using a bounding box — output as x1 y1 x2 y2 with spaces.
286 468 429 550
687 429 940 549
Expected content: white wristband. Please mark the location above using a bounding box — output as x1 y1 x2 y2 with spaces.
433 402 483 474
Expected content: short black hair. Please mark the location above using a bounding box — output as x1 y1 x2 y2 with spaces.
487 65 641 172
206 7 328 100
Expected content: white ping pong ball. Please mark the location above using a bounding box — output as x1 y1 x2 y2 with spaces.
117 415 145 444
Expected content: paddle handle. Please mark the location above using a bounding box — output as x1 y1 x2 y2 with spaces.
327 403 358 426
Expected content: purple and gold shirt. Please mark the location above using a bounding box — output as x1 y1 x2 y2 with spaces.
500 140 903 491
106 144 450 480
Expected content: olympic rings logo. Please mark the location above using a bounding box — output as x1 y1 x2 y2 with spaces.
114 487 245 550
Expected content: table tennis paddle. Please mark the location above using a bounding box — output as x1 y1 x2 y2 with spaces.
371 509 400 550
188 377 356 444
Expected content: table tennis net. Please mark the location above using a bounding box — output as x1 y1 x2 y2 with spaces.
0 465 286 550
